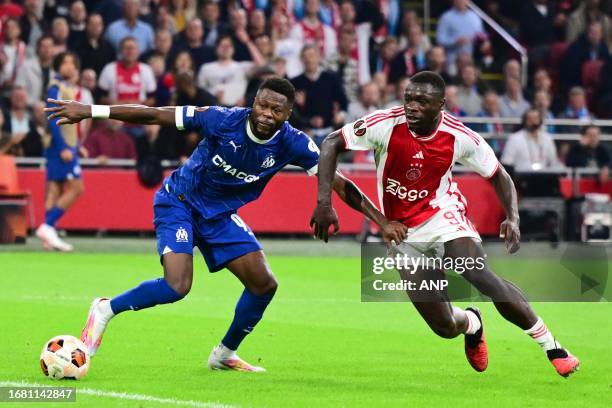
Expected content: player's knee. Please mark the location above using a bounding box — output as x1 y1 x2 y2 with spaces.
168 277 192 297
251 275 278 296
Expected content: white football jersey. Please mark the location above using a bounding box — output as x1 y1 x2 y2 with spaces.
341 108 499 227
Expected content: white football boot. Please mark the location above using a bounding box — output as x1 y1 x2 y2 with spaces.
36 224 73 252
207 344 266 372
80 298 114 356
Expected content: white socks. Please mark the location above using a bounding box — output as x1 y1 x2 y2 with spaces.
97 299 115 321
525 317 561 351
453 307 481 335
218 344 237 359
464 309 482 335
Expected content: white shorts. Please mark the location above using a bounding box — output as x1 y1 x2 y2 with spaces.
395 206 481 260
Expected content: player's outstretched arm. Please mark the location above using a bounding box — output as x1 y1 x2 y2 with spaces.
44 99 176 127
488 164 521 253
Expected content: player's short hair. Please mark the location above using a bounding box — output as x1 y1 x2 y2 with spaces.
258 77 296 105
409 71 446 95
53 51 81 72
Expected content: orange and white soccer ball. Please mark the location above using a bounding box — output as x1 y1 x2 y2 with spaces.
40 335 89 380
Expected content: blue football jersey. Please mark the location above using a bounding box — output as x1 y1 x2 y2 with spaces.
164 106 320 219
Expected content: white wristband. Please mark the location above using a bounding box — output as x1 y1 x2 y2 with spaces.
91 105 110 119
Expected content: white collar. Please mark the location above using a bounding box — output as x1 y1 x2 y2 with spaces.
246 118 281 144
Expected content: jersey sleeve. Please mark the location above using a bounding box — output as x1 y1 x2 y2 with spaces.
290 133 320 176
339 110 392 151
174 105 227 136
457 131 500 178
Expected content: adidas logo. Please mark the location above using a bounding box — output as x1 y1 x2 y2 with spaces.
412 151 424 159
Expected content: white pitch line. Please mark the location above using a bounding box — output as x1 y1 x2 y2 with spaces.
0 380 236 408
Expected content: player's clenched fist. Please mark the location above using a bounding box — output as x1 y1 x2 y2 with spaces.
45 98 91 125
310 204 339 243
381 221 408 246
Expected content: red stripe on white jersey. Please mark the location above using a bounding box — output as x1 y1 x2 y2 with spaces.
366 107 404 124
443 119 480 145
444 116 481 145
368 112 404 128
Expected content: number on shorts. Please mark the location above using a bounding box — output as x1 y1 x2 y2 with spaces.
443 211 461 225
231 214 249 232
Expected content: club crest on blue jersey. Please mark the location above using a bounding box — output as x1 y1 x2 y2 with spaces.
176 227 189 243
261 155 275 168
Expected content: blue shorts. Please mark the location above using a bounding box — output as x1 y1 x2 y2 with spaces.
45 153 81 182
153 187 262 272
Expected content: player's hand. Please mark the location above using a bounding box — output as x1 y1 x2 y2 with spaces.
381 221 408 246
310 204 339 243
60 148 74 162
499 218 520 254
45 99 91 125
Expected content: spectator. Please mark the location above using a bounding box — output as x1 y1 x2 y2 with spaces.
472 90 504 154
202 0 229 48
558 86 593 133
170 18 215 73
456 63 483 116
168 0 195 33
501 108 561 171
147 53 170 106
566 124 610 183
560 21 609 91
19 0 45 50
98 36 156 105
291 44 348 134
0 0 23 21
499 76 530 118
369 36 398 80
154 5 177 36
436 0 486 76
74 13 115 76
533 90 556 133
567 0 612 50
105 0 154 53
0 18 27 89
254 34 274 65
50 16 69 54
141 28 173 64
323 25 360 102
389 24 430 82
228 8 256 62
0 86 42 156
386 76 410 108
290 0 337 59
15 35 54 105
67 0 87 48
346 82 381 122
527 67 564 115
444 84 466 117
597 54 612 117
320 0 340 28
80 68 103 103
425 46 453 85
175 69 216 106
272 13 303 78
502 59 522 83
518 0 561 55
248 9 267 38
197 35 261 106
84 119 137 164
136 123 180 162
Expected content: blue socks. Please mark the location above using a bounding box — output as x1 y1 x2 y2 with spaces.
222 289 274 350
45 207 65 227
110 278 184 314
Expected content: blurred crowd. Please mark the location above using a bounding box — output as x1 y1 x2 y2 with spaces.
0 0 609 179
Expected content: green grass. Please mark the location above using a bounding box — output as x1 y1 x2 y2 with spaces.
0 252 611 407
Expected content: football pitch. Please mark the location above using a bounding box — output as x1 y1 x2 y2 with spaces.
0 239 611 407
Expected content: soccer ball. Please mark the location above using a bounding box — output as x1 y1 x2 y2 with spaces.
40 335 89 380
